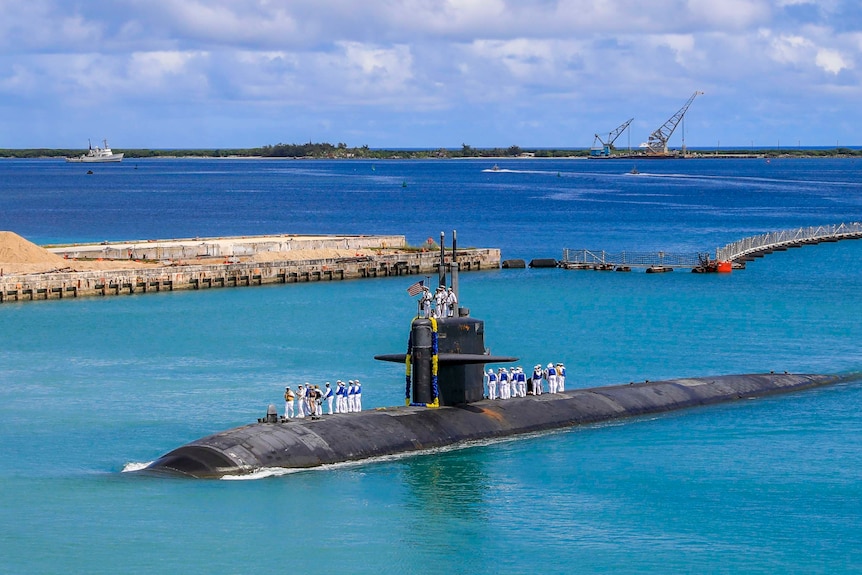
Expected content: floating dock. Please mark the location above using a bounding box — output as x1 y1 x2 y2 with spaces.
0 234 500 303
562 222 862 273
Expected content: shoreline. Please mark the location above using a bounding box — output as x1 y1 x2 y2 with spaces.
3 148 861 160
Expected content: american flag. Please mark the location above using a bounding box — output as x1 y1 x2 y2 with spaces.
406 280 424 297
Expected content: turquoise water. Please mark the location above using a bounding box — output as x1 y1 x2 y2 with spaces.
2 158 862 574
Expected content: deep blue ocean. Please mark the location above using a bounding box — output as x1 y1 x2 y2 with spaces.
2 157 862 574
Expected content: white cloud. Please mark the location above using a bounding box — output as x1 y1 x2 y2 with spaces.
760 28 855 75
648 34 698 67
1 0 861 147
815 48 851 73
129 51 206 83
764 32 815 65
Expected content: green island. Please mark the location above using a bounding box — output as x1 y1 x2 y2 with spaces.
1 142 860 159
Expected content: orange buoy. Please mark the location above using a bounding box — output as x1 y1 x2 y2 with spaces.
717 261 732 273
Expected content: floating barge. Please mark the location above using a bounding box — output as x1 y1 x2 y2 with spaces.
0 234 500 304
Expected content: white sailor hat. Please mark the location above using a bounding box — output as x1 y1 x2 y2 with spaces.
325 382 330 386
547 363 553 368
487 368 493 373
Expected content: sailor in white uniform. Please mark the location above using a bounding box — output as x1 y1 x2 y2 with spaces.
517 367 527 398
557 363 566 392
284 386 295 419
296 384 306 418
508 368 518 397
445 287 458 317
420 287 433 318
355 379 362 411
349 380 359 412
435 287 447 318
486 368 498 400
532 365 543 395
530 364 543 395
335 379 347 413
546 363 558 393
324 382 334 414
498 368 509 399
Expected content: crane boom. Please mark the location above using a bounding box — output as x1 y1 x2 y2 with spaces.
646 91 703 155
590 118 634 157
596 118 634 147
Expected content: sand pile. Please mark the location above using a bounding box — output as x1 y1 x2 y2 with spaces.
0 231 68 273
0 231 160 275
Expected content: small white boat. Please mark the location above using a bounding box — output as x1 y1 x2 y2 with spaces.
66 140 124 163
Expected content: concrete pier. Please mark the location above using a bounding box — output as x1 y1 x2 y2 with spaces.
0 234 500 304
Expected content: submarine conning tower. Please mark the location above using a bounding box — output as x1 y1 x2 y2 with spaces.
374 230 517 407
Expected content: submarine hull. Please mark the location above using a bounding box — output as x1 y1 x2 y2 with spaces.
146 373 842 478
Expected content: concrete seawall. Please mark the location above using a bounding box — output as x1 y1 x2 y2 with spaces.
46 234 409 261
0 234 500 304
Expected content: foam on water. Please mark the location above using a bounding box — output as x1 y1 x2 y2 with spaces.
121 461 152 473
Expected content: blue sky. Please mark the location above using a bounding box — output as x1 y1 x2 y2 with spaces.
1 0 860 149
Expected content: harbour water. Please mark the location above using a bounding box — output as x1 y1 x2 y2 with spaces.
2 157 862 574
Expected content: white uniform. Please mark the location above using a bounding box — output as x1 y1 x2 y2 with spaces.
355 381 362 411
445 288 457 317
508 369 518 397
284 387 295 419
517 369 527 397
420 288 433 318
311 386 321 417
296 386 306 418
348 381 357 412
324 384 334 414
499 369 509 399
435 288 447 318
557 364 566 392
532 367 543 395
335 380 347 413
533 365 545 395
486 369 497 400
547 363 557 393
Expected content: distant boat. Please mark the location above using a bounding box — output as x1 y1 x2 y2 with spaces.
66 140 124 163
491 164 500 171
630 166 640 175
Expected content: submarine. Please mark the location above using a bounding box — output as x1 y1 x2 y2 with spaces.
144 232 846 479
